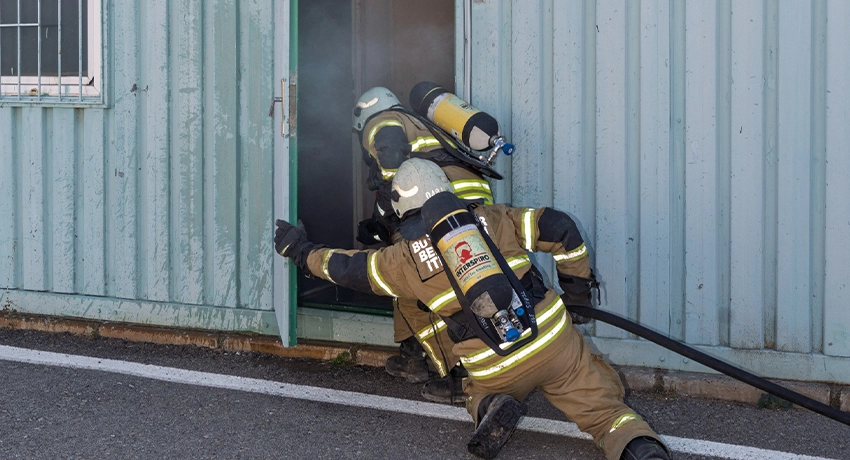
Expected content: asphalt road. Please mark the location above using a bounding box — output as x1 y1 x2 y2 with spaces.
0 328 848 460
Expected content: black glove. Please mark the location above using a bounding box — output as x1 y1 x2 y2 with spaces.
558 270 600 325
274 219 320 270
356 217 391 246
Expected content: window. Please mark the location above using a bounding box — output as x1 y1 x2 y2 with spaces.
0 0 101 103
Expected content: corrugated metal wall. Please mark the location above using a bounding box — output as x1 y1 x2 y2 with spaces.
469 0 850 383
0 0 278 334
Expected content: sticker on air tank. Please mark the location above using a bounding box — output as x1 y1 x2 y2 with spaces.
437 225 501 291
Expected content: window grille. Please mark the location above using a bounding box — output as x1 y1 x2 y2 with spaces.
0 0 101 103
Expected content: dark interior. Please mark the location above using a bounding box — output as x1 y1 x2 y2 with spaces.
297 0 455 315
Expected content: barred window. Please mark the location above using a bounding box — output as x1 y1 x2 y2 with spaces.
0 0 102 103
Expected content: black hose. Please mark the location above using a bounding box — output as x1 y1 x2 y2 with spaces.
566 305 850 427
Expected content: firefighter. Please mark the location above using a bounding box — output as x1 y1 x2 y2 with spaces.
352 86 497 404
274 158 671 460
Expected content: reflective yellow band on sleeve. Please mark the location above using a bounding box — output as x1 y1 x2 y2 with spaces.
451 179 493 205
366 120 406 163
368 252 397 297
381 168 396 180
322 250 335 283
553 243 588 262
367 119 404 147
455 193 494 204
506 255 531 270
409 136 441 152
521 209 536 251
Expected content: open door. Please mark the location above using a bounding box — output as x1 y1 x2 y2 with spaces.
293 0 456 315
272 0 297 346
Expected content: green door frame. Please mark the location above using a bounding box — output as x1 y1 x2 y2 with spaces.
273 0 299 347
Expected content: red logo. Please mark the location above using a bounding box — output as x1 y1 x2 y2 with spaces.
454 241 473 263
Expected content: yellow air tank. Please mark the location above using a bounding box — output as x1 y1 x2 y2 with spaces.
409 81 513 155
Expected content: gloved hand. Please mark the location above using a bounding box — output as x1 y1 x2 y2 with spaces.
356 217 391 245
558 270 600 325
274 219 320 270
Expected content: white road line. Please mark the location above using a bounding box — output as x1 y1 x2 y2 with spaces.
0 345 834 460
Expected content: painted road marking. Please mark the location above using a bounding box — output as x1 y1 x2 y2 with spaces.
0 345 834 460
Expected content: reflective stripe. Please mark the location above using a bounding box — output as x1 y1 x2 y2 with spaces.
420 340 446 376
427 256 528 313
416 319 447 341
455 193 493 204
451 179 491 193
409 136 441 152
452 179 493 205
461 296 565 366
415 320 449 376
366 119 403 148
464 311 568 379
609 414 641 433
368 252 397 297
554 243 587 262
506 255 530 269
321 250 335 283
521 209 536 251
427 289 457 313
366 120 406 180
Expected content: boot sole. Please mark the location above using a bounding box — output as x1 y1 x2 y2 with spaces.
385 357 432 383
385 366 431 383
420 388 467 405
467 396 527 459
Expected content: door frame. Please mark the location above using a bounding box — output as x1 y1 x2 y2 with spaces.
273 0 298 347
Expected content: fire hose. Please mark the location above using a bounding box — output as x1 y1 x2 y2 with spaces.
565 305 850 427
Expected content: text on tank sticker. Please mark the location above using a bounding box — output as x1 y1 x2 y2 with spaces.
436 224 501 292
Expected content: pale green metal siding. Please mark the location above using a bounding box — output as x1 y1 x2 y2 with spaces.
0 0 279 334
468 0 850 384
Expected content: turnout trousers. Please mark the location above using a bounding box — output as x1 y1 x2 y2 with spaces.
462 320 665 460
393 297 460 378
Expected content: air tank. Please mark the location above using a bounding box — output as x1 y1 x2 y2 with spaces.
409 81 511 154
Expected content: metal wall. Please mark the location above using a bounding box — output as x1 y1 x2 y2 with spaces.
468 0 850 384
0 0 278 334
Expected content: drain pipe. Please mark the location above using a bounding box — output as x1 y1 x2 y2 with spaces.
566 305 850 427
462 0 472 101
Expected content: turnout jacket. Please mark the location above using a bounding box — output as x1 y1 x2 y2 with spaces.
361 110 494 227
303 204 592 381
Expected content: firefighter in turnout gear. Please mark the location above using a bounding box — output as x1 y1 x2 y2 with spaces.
353 86 497 403
275 159 671 460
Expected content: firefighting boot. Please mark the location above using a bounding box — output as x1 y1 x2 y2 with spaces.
467 394 527 459
620 436 672 460
385 337 431 383
420 365 468 404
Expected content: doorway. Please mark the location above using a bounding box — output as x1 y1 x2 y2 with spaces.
296 0 456 314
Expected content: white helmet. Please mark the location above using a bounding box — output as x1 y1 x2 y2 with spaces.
352 87 401 132
391 158 451 218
